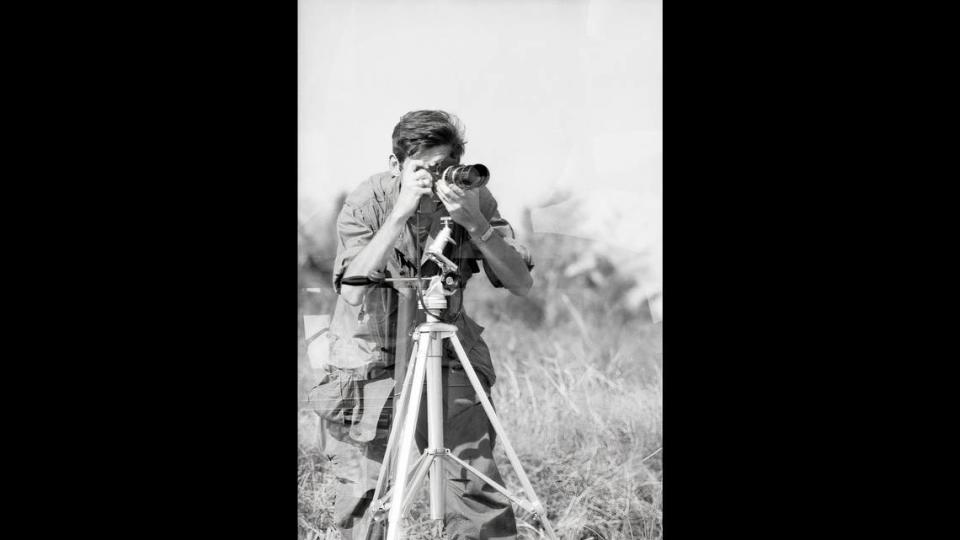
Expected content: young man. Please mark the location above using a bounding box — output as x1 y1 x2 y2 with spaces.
312 110 535 540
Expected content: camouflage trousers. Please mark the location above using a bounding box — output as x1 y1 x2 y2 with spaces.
319 366 518 540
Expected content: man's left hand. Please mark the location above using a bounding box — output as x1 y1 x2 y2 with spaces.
435 179 485 232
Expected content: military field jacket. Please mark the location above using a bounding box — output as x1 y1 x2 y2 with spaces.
324 170 532 379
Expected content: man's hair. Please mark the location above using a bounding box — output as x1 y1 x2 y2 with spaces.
391 110 466 164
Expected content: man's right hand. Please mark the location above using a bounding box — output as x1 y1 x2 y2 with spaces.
393 158 436 220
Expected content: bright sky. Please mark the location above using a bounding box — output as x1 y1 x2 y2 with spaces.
299 0 661 311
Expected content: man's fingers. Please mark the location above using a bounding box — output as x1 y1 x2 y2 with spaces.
436 189 459 211
446 181 466 198
403 158 425 173
407 169 433 188
436 179 460 198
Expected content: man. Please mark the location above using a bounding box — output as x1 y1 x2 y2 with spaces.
312 110 535 539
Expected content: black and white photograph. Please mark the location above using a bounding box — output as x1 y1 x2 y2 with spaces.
297 1 662 538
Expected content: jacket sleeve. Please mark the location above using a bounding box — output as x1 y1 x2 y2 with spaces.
332 201 376 294
474 188 534 288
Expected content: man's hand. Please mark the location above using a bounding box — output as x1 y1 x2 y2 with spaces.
393 159 436 220
435 178 485 232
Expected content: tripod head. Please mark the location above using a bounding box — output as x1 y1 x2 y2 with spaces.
345 216 461 319
421 216 459 272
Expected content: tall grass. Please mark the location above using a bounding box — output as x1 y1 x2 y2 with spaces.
490 313 662 540
298 309 662 539
299 225 662 539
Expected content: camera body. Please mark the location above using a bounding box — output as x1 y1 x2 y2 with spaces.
427 162 490 191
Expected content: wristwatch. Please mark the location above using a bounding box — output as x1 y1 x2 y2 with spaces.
473 224 495 244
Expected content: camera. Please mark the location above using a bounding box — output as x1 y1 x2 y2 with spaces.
427 163 490 190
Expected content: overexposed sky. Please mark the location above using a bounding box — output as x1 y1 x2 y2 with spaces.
299 0 661 305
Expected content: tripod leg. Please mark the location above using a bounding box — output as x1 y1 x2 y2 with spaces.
448 335 558 540
376 451 430 515
385 333 430 540
425 332 446 522
356 341 420 540
371 339 420 506
400 452 433 517
443 452 536 513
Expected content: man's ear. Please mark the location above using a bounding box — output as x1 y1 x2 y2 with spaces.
388 154 401 177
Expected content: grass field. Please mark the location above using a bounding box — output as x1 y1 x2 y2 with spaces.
298 225 662 539
298 287 662 539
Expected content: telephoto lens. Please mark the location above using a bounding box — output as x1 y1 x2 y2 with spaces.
442 164 489 190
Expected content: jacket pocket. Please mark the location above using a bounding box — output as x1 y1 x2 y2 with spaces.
308 370 357 425
309 369 395 445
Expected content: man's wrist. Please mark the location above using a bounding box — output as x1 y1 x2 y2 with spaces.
464 219 489 235
470 222 495 244
388 207 412 226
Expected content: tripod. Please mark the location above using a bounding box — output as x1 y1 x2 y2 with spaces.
361 276 558 540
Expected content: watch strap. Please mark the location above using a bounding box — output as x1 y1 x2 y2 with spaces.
474 224 495 243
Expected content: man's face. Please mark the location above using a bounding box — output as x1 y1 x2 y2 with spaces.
390 144 457 180
414 145 457 176
389 145 459 212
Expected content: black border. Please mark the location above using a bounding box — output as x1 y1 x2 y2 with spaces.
31 3 301 536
